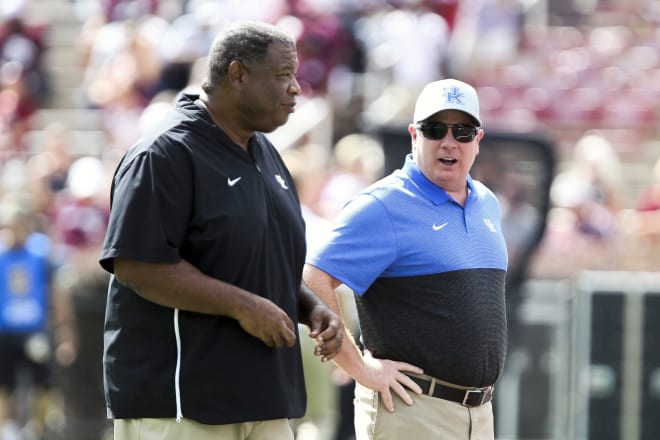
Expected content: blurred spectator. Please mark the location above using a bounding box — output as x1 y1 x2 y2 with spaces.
149 14 204 97
550 132 623 241
0 190 56 440
452 0 523 76
530 132 626 277
281 144 338 440
499 170 542 279
283 2 363 96
78 13 168 148
496 169 543 350
50 155 111 440
357 2 449 90
0 11 50 101
635 156 660 242
51 156 109 261
0 61 37 157
0 3 51 156
281 142 332 240
318 133 384 220
356 2 450 125
22 122 75 230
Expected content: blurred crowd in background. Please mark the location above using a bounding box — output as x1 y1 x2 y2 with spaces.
0 0 659 439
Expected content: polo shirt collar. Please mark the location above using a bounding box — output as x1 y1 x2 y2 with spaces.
402 153 476 206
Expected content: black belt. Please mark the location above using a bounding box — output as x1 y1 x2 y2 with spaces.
405 374 494 407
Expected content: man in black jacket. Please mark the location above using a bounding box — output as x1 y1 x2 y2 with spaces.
99 20 343 440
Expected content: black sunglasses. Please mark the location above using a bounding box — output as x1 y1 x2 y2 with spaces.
415 122 478 143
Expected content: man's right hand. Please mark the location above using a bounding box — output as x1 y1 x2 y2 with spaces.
237 296 297 348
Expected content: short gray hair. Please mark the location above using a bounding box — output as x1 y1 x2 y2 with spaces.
201 21 295 93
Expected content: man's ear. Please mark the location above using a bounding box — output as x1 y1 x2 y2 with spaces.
408 124 418 152
475 128 484 155
228 60 248 87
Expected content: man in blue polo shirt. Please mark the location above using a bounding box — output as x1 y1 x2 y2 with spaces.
304 78 508 439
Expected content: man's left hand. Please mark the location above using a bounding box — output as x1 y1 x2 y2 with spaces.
307 304 343 362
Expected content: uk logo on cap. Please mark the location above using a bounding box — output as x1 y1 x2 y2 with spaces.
444 86 465 105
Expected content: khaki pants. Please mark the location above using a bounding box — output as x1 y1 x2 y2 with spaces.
114 417 294 440
354 383 494 440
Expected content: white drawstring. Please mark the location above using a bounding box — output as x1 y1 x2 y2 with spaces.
174 308 183 422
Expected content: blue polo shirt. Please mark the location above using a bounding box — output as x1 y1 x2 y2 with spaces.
307 154 508 387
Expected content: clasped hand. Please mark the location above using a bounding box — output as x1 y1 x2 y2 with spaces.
238 297 343 362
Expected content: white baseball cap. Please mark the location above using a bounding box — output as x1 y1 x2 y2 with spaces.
413 78 481 126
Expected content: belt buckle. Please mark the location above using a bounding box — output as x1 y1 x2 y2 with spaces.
461 388 489 407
